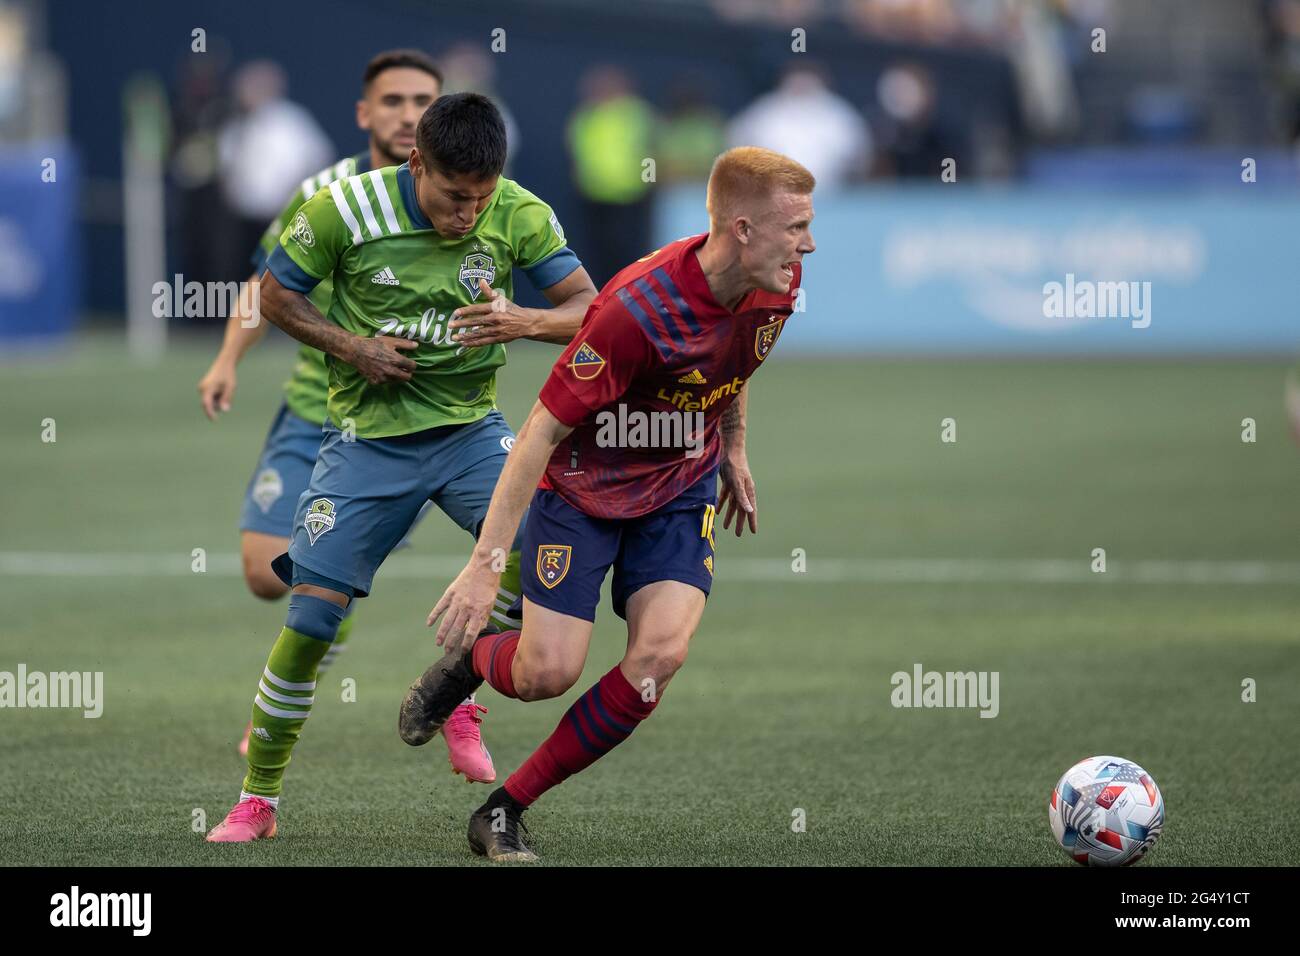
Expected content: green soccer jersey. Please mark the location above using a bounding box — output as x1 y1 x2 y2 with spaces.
266 163 578 438
252 152 370 425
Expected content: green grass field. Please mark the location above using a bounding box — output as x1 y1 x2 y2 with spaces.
2 334 1297 866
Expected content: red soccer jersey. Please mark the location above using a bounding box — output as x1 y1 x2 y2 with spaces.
537 233 802 519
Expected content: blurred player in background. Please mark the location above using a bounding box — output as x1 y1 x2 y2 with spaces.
194 51 506 778
402 146 815 861
206 93 597 843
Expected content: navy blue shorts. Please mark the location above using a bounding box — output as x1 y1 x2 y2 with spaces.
521 467 718 622
273 410 519 597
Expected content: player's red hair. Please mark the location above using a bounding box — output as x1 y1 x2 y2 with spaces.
706 147 815 231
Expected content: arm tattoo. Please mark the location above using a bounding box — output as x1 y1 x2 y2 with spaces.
721 386 747 443
721 402 742 438
264 288 355 363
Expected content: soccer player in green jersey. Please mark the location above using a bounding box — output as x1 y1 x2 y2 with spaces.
206 93 597 842
192 50 519 773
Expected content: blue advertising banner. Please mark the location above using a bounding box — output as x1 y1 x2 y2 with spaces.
0 143 80 347
655 185 1299 355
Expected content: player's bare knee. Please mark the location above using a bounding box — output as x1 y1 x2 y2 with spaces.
243 561 288 601
513 661 581 702
628 636 690 685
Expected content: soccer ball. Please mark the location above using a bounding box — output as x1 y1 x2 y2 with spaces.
1048 755 1165 866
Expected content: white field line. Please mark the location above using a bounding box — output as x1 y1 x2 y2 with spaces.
1 552 1299 584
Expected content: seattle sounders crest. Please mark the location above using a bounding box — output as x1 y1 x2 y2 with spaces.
459 252 496 299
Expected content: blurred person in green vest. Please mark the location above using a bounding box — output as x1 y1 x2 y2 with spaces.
658 80 727 184
566 65 656 286
439 41 521 176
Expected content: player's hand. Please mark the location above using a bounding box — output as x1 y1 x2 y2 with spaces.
348 335 419 384
448 279 536 346
197 359 238 420
427 555 501 655
719 450 758 537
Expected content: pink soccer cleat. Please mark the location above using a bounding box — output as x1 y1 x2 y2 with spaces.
206 796 277 843
441 702 496 783
237 720 252 757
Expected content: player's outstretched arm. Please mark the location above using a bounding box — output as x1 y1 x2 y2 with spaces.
196 272 268 420
718 383 758 537
428 400 573 652
260 270 419 385
449 268 597 348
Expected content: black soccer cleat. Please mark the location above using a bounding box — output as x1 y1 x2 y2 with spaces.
397 649 483 746
467 787 538 863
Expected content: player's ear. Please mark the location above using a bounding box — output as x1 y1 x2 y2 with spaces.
356 98 370 131
734 217 751 245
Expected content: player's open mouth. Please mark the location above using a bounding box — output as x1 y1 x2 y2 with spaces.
780 263 794 277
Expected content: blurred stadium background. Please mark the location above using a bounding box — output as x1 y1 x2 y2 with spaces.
1 0 1298 865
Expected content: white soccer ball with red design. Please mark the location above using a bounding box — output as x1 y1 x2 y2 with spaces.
1048 755 1165 866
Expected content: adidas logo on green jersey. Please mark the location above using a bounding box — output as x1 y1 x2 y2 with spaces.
371 266 399 286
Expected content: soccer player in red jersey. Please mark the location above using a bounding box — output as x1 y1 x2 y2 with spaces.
399 147 815 860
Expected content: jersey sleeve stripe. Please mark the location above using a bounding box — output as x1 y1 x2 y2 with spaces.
521 247 580 290
615 287 673 361
328 179 364 246
368 170 402 234
266 244 321 293
651 267 701 333
347 174 383 240
633 276 688 352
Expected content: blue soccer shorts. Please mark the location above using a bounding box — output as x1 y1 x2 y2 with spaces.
520 466 719 622
238 403 324 537
239 401 431 552
272 410 519 597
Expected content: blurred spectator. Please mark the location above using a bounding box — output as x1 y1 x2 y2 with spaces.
1263 0 1300 148
216 60 332 281
712 0 830 27
1005 0 1082 141
566 65 656 287
170 49 230 288
657 81 727 183
873 62 953 177
727 64 871 189
847 0 963 45
439 41 521 174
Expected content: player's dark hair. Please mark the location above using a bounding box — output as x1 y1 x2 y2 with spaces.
416 92 507 179
362 49 442 92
